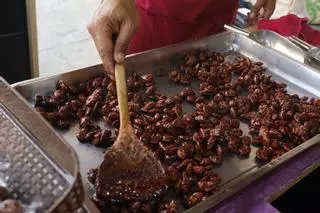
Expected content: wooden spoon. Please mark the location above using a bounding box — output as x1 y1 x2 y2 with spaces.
95 64 167 202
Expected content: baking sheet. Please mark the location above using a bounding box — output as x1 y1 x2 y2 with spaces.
12 31 320 213
224 25 307 65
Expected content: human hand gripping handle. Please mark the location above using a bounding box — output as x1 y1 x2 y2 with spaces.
248 0 276 26
88 0 139 77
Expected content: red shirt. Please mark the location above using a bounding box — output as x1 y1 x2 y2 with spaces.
128 0 238 54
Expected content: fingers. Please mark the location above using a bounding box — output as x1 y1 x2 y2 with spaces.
248 0 265 26
262 0 276 19
250 0 266 19
88 21 115 76
114 21 137 64
88 0 139 79
248 0 275 26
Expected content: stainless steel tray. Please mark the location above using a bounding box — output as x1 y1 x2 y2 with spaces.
224 24 320 72
288 36 320 71
12 31 320 213
224 24 307 65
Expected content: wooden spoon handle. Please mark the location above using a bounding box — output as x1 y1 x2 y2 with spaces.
115 63 131 130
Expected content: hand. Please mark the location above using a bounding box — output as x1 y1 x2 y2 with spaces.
248 0 276 26
88 0 139 77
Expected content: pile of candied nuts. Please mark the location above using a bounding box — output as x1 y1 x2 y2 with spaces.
34 50 320 213
0 186 23 213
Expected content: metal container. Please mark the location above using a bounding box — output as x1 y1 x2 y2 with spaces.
288 36 320 71
0 77 85 212
12 31 320 213
224 24 307 64
224 24 320 72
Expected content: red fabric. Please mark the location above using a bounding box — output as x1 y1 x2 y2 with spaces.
258 14 320 47
128 0 238 54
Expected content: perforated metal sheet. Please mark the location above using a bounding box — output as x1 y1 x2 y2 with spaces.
0 77 85 212
0 105 71 211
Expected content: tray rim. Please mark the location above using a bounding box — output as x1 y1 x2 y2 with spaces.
11 31 320 89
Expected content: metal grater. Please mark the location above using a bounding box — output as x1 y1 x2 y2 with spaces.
0 77 85 213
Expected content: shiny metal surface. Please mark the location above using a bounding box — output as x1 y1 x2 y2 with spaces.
288 36 320 71
12 31 320 213
224 24 250 37
288 36 313 51
224 24 307 64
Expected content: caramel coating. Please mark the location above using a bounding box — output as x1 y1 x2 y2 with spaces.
35 50 320 212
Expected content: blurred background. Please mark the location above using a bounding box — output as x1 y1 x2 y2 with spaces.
0 0 319 83
36 0 100 77
37 0 319 77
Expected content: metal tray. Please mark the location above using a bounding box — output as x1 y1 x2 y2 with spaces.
224 24 308 65
288 36 320 71
12 31 320 213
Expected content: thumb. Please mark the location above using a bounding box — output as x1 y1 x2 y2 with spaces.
114 21 136 64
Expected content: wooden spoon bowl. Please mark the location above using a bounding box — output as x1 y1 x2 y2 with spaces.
95 64 167 202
